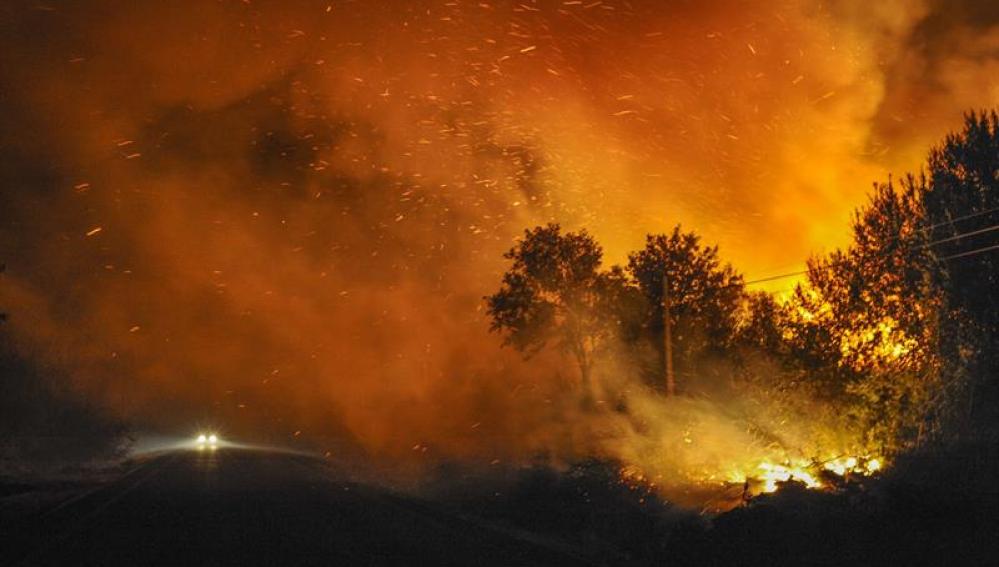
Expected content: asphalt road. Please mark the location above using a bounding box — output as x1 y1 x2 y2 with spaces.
2 448 589 566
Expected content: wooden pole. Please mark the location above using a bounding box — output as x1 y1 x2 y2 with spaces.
663 271 675 397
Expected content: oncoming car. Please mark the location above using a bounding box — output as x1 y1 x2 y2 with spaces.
195 433 219 449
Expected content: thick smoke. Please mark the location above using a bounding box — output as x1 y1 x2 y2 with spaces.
1 1 997 478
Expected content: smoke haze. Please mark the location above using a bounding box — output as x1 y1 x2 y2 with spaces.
2 0 998 474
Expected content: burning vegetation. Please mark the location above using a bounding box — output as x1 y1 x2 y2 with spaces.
484 113 999 504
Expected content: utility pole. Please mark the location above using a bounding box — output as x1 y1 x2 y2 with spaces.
662 270 675 397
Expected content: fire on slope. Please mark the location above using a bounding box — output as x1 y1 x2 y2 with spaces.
746 455 882 494
620 449 885 509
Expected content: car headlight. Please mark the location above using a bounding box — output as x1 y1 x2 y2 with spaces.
195 433 219 448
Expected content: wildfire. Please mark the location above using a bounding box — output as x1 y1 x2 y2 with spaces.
740 454 884 495
756 460 821 493
618 443 886 509
608 393 891 509
839 316 917 367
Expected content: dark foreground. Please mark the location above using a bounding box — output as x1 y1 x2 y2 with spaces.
0 448 588 567
3 448 998 567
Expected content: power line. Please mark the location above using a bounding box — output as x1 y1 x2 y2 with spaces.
918 223 999 248
941 242 999 261
920 204 999 234
742 221 999 287
743 269 809 286
674 243 998 307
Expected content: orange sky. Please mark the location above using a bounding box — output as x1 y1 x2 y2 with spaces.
2 0 998 460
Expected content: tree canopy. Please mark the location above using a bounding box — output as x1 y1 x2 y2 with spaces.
486 109 999 459
627 227 744 385
486 224 629 392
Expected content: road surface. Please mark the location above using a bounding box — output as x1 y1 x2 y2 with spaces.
1 448 589 566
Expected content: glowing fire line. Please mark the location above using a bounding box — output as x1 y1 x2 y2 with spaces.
737 455 884 494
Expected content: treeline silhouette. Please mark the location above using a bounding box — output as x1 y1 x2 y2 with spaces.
488 111 999 461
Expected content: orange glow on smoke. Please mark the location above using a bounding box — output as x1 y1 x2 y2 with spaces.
0 1 992 485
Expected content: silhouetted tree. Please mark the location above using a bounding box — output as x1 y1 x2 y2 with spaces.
924 110 999 435
486 224 629 395
626 227 744 393
764 174 974 454
735 291 784 355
